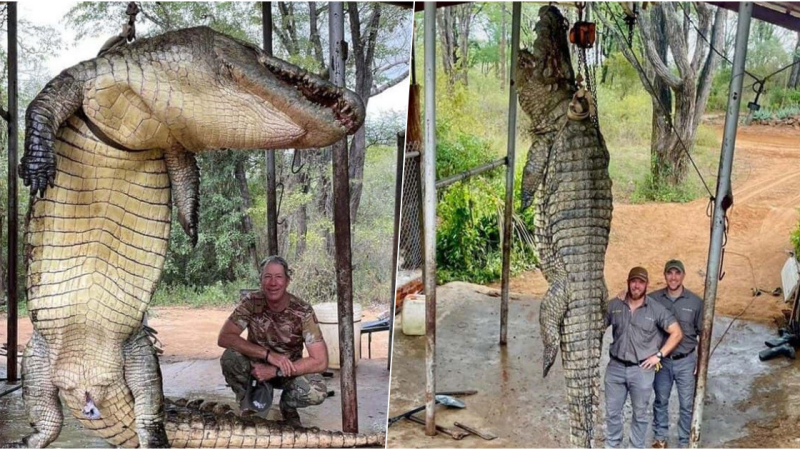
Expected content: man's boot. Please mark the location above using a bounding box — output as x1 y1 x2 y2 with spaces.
280 403 302 428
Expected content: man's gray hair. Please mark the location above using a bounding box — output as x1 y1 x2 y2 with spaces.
260 255 293 279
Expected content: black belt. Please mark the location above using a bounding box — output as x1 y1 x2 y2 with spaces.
667 349 695 360
610 354 644 367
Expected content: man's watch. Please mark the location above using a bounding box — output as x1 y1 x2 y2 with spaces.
276 367 284 377
656 351 664 360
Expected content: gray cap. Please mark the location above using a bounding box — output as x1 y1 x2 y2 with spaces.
664 259 685 273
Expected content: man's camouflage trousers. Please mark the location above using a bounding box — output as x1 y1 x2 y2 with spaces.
220 348 328 413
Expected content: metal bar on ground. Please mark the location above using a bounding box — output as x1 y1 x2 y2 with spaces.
690 2 752 447
328 2 358 433
499 2 521 345
423 1 437 436
435 157 507 189
262 2 279 256
6 2 18 383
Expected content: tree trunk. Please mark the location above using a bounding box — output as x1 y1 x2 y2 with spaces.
649 6 675 187
789 32 800 89
455 4 472 86
437 8 457 88
499 3 506 90
599 3 725 190
296 159 309 258
234 158 260 272
0 215 5 306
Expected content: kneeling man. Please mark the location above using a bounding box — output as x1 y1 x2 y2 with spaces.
218 256 328 426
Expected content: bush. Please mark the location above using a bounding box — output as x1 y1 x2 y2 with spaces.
792 214 800 258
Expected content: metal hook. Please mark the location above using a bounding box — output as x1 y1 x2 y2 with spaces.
290 151 305 175
276 182 286 225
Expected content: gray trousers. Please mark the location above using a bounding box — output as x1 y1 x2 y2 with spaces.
220 348 327 412
605 359 655 449
653 352 697 447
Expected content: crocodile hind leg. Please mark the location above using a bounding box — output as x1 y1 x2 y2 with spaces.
123 327 169 448
20 332 63 448
540 274 568 377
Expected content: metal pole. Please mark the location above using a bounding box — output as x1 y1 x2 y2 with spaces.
690 3 752 447
6 2 18 383
500 2 521 346
328 2 358 433
435 157 507 189
262 2 279 256
422 1 437 436
389 131 406 371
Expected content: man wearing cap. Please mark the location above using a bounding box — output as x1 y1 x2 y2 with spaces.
605 266 684 449
217 256 329 426
650 260 703 449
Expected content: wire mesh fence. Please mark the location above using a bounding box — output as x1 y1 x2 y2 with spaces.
398 141 424 272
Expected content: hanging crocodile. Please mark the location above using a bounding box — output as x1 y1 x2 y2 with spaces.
10 26 381 448
516 6 612 448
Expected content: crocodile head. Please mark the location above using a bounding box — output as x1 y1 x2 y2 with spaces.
516 6 575 132
21 26 366 197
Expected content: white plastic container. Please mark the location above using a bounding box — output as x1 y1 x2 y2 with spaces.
402 294 426 336
312 302 362 369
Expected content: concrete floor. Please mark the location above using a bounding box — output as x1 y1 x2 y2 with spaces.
387 282 791 448
0 357 389 447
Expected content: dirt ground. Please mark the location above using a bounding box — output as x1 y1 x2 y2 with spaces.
0 305 389 362
494 124 800 325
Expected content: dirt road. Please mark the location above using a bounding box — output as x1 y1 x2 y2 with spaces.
502 124 800 324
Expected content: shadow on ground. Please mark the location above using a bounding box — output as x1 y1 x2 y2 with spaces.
0 358 389 447
387 282 796 448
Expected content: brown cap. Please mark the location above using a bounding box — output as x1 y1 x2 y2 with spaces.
664 259 685 273
628 266 649 282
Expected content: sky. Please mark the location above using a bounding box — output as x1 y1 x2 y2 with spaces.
18 1 410 118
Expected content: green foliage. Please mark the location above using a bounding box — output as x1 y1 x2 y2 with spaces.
436 178 538 284
604 51 640 99
776 106 800 120
767 88 800 110
791 213 800 258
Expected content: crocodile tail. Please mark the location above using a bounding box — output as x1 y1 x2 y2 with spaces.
561 275 607 448
165 398 386 448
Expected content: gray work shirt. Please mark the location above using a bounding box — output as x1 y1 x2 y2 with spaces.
650 287 703 356
606 295 677 364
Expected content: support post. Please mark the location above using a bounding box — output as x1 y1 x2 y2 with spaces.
389 131 405 371
422 1 437 436
690 3 752 447
328 2 358 433
500 2 520 345
262 2 279 256
6 2 18 383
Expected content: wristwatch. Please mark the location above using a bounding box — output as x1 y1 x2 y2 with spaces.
276 367 284 377
656 351 664 360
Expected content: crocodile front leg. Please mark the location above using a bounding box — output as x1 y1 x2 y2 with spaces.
20 332 63 448
124 327 169 448
521 137 550 211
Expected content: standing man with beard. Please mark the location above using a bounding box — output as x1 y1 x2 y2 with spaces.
605 267 683 449
650 260 703 449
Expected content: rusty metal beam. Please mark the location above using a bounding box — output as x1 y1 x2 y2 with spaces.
6 1 18 383
500 2 521 346
328 1 358 433
389 131 406 371
262 2 279 256
422 1 437 436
